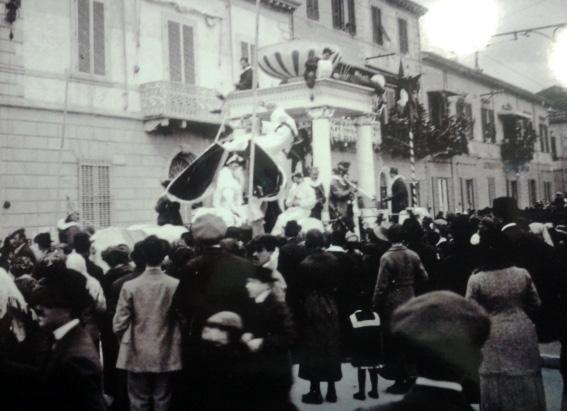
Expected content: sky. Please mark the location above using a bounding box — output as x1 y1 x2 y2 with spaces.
414 0 567 93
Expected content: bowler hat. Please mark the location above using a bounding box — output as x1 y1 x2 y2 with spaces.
31 263 91 314
284 220 302 237
101 244 131 266
391 291 490 375
205 311 243 331
192 214 227 243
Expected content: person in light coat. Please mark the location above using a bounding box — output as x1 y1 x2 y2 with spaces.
272 172 316 235
113 235 182 411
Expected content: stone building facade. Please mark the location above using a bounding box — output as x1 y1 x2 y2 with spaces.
0 0 297 238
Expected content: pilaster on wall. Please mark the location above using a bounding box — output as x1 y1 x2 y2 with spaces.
0 0 24 98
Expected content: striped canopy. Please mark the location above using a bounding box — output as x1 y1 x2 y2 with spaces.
258 40 341 80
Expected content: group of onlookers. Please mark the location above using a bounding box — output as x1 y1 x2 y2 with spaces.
0 194 567 411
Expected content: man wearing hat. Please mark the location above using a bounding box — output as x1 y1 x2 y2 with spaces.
272 171 316 236
355 291 491 411
1 265 107 411
33 232 54 262
330 161 355 229
172 214 254 409
243 266 296 411
247 234 287 302
155 179 183 226
383 167 409 220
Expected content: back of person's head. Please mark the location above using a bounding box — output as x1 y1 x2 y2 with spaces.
225 226 241 241
305 229 325 250
130 241 146 270
477 217 513 270
330 229 346 247
492 196 518 223
450 215 474 246
402 217 424 244
142 235 166 267
392 291 490 381
248 234 280 253
385 224 404 244
284 220 302 238
73 232 92 254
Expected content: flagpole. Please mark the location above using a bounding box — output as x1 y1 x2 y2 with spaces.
248 0 261 218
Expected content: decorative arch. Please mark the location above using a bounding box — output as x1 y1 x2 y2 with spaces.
168 150 197 179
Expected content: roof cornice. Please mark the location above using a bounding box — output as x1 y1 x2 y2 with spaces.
386 0 428 17
421 51 545 104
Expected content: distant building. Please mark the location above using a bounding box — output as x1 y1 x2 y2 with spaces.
0 0 298 237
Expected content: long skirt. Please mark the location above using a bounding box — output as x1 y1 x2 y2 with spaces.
480 372 546 411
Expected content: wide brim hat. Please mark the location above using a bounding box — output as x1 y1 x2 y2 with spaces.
31 264 91 313
34 232 53 246
391 291 490 374
492 196 518 220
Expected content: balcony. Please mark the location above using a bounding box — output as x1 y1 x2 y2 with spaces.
140 81 222 130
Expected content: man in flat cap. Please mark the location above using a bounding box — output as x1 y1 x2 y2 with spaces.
1 264 107 411
355 291 490 411
172 214 254 409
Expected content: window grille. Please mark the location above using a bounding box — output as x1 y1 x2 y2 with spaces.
79 163 111 229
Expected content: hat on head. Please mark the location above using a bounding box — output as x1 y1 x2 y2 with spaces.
8 228 25 239
492 196 518 221
248 234 281 252
205 311 243 331
284 220 302 237
73 232 92 253
248 266 277 283
192 214 227 243
101 244 131 266
31 263 91 314
34 232 52 248
391 291 490 376
337 161 350 171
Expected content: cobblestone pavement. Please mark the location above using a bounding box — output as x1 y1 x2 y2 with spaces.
291 364 564 411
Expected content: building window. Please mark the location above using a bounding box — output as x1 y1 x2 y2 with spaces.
456 99 474 139
371 7 383 45
551 135 558 160
306 0 319 20
77 0 106 75
433 177 450 215
398 18 409 53
528 179 537 206
79 163 111 229
539 123 549 153
240 41 256 66
481 107 496 143
428 92 448 129
332 0 356 35
487 177 496 205
544 181 552 203
507 180 519 202
461 178 475 211
168 20 195 84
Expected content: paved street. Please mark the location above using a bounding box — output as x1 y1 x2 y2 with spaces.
290 364 564 411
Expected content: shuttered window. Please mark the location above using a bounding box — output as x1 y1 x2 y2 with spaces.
346 0 356 35
332 0 344 29
79 163 111 229
507 180 519 202
371 7 383 45
544 182 552 203
398 18 408 53
432 177 450 215
77 0 106 75
528 179 537 205
168 21 195 84
306 0 319 20
481 107 496 143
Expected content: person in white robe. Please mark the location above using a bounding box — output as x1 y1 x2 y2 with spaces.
272 172 316 235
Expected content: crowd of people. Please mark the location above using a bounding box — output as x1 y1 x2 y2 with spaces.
1 193 567 411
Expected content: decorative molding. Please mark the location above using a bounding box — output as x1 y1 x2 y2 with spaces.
307 106 335 119
354 113 379 126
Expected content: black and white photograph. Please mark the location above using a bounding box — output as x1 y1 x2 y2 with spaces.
1 0 567 410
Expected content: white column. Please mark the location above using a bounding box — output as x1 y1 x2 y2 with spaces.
355 114 379 208
308 106 335 198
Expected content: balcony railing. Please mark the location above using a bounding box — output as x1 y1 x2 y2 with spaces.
140 81 221 125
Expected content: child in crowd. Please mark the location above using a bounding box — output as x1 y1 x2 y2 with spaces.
350 296 383 401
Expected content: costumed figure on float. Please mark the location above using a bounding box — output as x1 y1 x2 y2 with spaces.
329 161 356 231
272 171 316 236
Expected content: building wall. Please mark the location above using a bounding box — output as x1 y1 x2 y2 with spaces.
0 0 293 238
293 0 422 76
